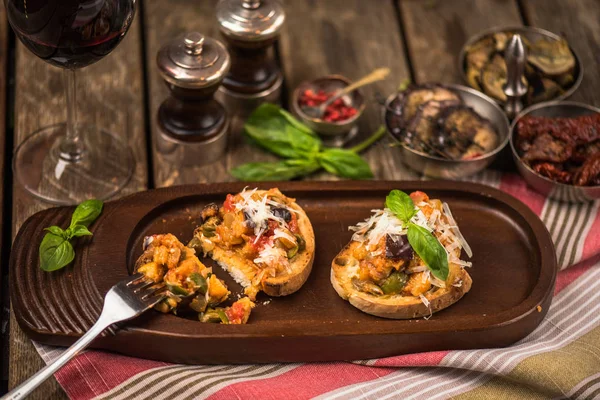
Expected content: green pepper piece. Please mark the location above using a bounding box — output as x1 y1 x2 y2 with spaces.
287 245 299 259
190 294 208 313
295 234 306 252
187 237 202 253
200 308 229 324
188 272 208 294
200 310 221 323
380 271 408 295
216 309 229 324
166 283 191 297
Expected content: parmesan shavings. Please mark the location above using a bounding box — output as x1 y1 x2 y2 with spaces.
234 187 288 242
273 228 296 245
419 294 430 307
349 209 406 248
442 202 473 258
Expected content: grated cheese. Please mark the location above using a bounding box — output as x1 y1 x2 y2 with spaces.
349 209 406 248
234 188 289 242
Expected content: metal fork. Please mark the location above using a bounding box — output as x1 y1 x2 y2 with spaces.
3 274 165 400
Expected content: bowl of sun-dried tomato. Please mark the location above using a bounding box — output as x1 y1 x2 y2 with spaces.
510 101 600 202
292 75 365 140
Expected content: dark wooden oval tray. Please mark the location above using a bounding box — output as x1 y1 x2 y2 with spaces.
10 181 556 364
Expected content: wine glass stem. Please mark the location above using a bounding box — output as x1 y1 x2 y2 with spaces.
59 69 85 162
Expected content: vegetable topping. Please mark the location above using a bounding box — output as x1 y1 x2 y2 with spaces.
346 190 473 305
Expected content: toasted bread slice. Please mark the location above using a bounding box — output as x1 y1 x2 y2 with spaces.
196 189 315 299
331 244 472 319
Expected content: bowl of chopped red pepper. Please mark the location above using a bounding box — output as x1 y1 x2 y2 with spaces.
510 101 600 202
292 75 365 137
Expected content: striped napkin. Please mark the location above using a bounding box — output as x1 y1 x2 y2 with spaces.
31 171 600 400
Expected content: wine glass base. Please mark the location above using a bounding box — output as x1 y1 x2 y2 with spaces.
14 124 135 205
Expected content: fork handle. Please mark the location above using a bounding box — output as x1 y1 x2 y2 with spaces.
2 316 113 400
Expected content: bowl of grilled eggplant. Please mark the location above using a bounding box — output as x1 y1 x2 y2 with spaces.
459 26 582 108
383 83 510 179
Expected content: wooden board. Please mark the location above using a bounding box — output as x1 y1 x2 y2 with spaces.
8 14 148 400
521 0 600 106
279 0 418 181
10 181 556 364
398 0 522 84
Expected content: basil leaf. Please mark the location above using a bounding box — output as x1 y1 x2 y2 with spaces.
244 103 321 159
69 225 93 238
317 148 374 179
230 159 320 181
45 226 67 238
39 233 75 272
70 199 103 228
385 190 417 224
407 223 448 281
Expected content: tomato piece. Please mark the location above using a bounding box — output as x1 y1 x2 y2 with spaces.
288 214 299 233
223 194 235 212
410 191 429 204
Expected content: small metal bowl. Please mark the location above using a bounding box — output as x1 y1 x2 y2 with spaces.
383 84 510 179
458 26 583 109
291 75 365 139
510 101 600 203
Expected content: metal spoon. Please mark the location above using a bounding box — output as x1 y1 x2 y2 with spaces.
303 67 391 119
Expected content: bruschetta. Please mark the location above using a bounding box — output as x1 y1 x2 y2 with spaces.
135 233 255 324
189 188 315 300
331 190 472 319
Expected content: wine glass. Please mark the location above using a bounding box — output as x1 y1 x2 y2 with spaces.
5 0 137 204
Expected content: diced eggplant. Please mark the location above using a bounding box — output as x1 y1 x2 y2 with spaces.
385 234 413 261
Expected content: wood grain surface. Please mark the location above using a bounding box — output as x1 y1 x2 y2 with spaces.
144 0 278 188
399 0 522 84
6 0 600 396
521 0 600 106
280 0 418 181
8 13 148 399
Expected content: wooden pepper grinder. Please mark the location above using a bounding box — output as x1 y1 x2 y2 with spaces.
216 0 285 114
156 32 231 166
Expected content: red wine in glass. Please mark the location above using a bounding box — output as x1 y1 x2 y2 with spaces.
6 0 135 69
6 0 137 205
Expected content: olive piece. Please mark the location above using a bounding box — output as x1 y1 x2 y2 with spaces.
201 203 219 222
243 211 256 229
271 207 292 222
386 234 413 260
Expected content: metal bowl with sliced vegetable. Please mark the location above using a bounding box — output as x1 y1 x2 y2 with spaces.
459 26 583 109
383 83 510 179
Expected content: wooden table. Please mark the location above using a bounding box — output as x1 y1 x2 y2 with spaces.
3 0 600 398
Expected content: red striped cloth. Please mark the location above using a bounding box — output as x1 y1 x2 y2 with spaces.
32 172 600 400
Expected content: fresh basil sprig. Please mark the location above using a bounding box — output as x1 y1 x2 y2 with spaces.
385 190 449 281
230 103 385 181
39 199 103 272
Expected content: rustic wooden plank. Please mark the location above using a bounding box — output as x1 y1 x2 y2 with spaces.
8 13 148 399
0 7 9 392
144 0 277 187
399 0 522 84
521 0 600 107
279 0 417 181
